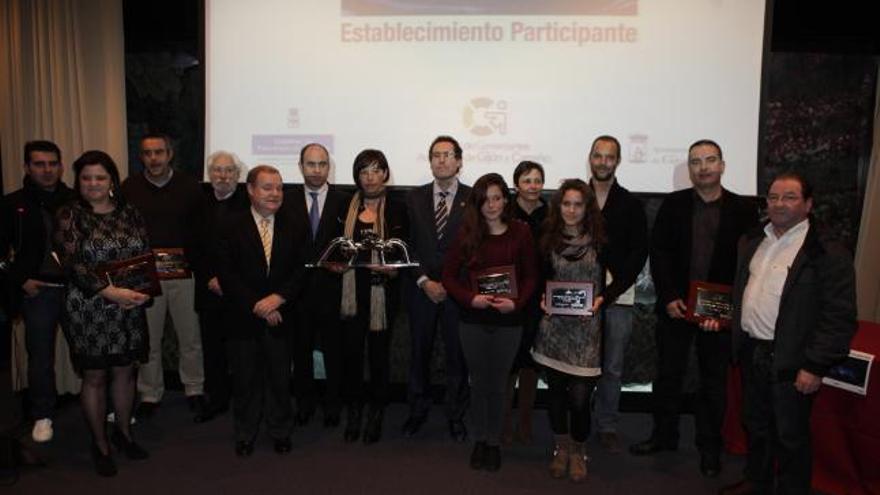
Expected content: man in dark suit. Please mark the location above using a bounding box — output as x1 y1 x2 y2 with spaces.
217 165 306 456
720 172 856 495
283 143 350 427
402 135 471 442
630 140 758 478
194 151 250 419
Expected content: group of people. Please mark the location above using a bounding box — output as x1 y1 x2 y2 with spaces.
1 134 856 494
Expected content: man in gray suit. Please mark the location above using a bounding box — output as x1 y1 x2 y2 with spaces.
403 136 471 442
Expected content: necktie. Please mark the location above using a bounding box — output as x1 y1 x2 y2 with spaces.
435 191 449 240
309 192 320 238
259 217 272 268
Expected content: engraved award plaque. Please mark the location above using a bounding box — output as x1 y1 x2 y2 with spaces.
546 281 594 316
152 248 191 280
99 253 161 297
686 281 733 327
471 265 518 299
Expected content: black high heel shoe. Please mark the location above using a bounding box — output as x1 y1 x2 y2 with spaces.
91 443 117 477
111 428 149 460
362 407 384 445
344 405 363 443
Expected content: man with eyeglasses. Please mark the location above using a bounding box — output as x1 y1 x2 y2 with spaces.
402 135 471 442
283 143 350 427
718 172 856 495
2 140 75 443
630 140 758 479
121 133 209 422
194 151 250 420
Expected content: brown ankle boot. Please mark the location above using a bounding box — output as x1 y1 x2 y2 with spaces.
549 435 570 479
569 441 588 483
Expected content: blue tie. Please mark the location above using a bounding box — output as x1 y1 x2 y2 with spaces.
309 192 320 238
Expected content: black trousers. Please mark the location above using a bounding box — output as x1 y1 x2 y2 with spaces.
741 338 815 495
293 303 342 415
228 329 293 442
651 315 730 455
406 288 469 420
198 306 232 408
545 368 597 443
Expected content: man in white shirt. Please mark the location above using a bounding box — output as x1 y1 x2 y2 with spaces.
719 172 857 495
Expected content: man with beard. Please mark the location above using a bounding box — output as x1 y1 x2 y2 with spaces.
194 151 250 419
586 135 648 453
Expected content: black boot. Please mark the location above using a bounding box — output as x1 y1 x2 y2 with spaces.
363 407 384 445
91 443 117 477
344 405 362 443
111 428 149 460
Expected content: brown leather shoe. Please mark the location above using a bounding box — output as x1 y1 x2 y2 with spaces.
718 479 756 495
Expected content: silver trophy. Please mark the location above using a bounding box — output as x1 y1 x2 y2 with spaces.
306 231 419 268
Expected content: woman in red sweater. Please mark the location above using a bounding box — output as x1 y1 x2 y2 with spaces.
441 173 539 472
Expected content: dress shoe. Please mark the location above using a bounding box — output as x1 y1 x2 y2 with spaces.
718 479 756 495
110 429 149 460
700 453 722 478
363 408 384 445
273 438 292 454
295 407 315 427
401 415 427 437
599 431 622 454
344 406 362 442
323 411 341 428
469 441 487 470
629 438 677 456
448 419 468 443
235 440 254 457
91 444 117 477
135 401 160 420
188 395 213 423
483 445 501 472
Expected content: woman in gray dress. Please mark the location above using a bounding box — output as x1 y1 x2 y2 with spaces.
531 179 606 483
55 151 152 476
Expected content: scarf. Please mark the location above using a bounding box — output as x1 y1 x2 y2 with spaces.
340 191 387 331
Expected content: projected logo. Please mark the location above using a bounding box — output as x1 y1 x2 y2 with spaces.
463 98 508 137
629 134 648 163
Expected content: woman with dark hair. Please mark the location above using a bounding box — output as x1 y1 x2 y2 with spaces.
441 173 539 471
336 149 407 444
502 160 547 444
531 178 606 483
54 150 152 476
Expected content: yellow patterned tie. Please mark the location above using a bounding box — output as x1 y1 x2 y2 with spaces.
259 217 272 268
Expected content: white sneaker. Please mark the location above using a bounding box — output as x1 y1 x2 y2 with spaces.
32 418 54 443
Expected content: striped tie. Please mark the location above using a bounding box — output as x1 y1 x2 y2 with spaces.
435 191 449 240
259 217 272 268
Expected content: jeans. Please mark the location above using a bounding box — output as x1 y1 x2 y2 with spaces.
594 304 633 433
21 286 64 419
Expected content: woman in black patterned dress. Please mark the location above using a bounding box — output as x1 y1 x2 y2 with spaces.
55 151 152 477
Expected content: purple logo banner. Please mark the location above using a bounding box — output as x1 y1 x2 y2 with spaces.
251 135 334 155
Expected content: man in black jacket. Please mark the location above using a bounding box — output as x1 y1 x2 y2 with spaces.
719 172 856 495
283 143 350 427
195 151 251 419
587 135 649 453
402 135 471 441
630 140 758 478
2 140 75 443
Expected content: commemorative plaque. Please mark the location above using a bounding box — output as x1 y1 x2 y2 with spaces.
471 265 518 299
686 281 733 327
152 248 191 280
99 253 161 297
546 281 594 316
